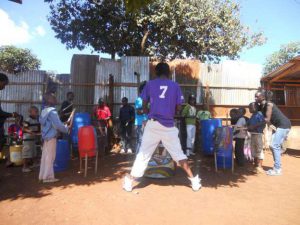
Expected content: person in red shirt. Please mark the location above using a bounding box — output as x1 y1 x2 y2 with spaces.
93 98 111 155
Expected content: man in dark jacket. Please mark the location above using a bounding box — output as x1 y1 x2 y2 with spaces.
119 97 135 154
60 92 74 123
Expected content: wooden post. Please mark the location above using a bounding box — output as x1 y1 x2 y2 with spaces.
204 84 211 112
134 72 141 96
226 109 229 126
108 74 114 152
108 74 114 116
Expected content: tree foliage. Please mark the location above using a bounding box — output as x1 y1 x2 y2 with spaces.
45 0 265 61
263 41 300 75
125 0 154 12
0 46 41 74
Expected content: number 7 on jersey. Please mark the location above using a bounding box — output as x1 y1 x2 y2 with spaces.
159 86 168 98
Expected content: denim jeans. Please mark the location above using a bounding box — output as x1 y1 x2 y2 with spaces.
135 125 144 154
271 128 290 169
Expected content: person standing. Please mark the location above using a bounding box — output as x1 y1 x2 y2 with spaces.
123 62 201 192
0 73 18 160
39 93 69 183
119 97 135 154
233 108 248 167
22 106 40 172
135 81 148 154
247 102 266 173
93 98 111 155
182 94 197 156
255 91 291 176
196 105 211 122
60 92 74 123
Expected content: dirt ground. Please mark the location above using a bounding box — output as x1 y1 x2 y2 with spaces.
0 148 300 225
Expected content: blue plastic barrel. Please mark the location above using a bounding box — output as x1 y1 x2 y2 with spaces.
216 127 233 169
54 139 70 172
71 113 91 145
201 119 222 155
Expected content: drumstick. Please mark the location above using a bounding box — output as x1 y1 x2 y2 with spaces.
62 103 74 112
67 108 76 134
269 125 276 131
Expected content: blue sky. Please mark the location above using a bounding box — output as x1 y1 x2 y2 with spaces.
0 0 299 74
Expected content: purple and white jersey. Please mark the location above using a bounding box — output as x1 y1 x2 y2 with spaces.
141 78 184 127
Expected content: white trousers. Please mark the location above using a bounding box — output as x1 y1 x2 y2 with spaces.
186 124 196 151
39 138 57 180
131 120 187 178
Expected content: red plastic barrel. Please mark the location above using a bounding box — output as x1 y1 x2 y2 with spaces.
78 125 97 158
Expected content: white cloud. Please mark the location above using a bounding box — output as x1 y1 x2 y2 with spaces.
34 25 46 37
0 9 32 45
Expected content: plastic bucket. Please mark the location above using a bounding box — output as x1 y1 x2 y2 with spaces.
201 119 222 155
54 139 70 172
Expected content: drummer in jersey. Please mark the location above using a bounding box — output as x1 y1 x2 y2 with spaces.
123 62 201 192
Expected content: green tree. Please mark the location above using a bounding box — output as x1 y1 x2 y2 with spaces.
263 41 300 75
45 0 265 61
125 0 154 12
0 46 41 74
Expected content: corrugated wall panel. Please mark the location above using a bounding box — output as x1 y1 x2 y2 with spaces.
120 57 149 103
0 71 47 131
94 58 121 106
54 74 72 105
94 57 150 118
0 70 46 115
71 54 99 113
201 61 262 105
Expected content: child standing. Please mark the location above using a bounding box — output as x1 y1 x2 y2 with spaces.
248 102 266 173
39 93 69 183
233 107 248 166
119 97 135 154
182 94 197 156
22 106 40 173
196 105 211 122
93 98 112 156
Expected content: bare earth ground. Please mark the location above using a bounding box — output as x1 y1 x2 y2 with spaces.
0 148 300 225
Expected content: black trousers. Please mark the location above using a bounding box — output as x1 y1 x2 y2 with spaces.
0 128 5 152
120 123 132 150
235 138 245 166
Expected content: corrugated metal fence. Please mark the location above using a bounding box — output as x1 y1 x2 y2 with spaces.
200 61 262 105
94 57 150 117
1 58 262 125
0 70 47 119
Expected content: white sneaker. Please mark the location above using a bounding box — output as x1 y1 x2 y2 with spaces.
189 175 202 191
123 176 133 192
43 178 59 183
120 149 125 154
127 149 133 154
22 167 32 173
189 151 195 156
186 150 190 157
266 168 282 176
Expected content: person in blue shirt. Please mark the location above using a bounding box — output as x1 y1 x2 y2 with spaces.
248 102 266 173
39 93 69 183
135 81 148 154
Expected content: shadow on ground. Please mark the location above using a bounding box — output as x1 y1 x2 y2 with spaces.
0 153 133 201
284 148 300 158
0 150 264 201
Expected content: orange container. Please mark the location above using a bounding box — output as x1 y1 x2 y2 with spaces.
78 125 97 158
